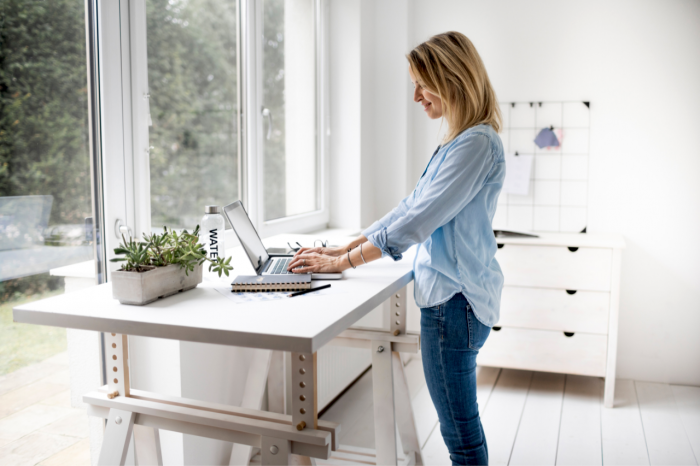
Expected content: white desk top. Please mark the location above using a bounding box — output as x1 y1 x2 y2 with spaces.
14 235 414 354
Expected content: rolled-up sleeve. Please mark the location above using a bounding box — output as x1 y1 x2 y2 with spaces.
367 134 495 261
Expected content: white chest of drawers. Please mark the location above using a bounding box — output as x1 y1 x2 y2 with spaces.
477 233 625 408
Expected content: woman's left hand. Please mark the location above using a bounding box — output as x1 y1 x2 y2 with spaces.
287 252 345 274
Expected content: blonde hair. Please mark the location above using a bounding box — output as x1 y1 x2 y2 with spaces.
407 31 501 142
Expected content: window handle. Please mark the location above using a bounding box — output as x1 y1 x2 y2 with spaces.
261 107 273 140
114 219 133 239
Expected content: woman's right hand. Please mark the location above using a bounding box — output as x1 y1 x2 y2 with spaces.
293 245 347 258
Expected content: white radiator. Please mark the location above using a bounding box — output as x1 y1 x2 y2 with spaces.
317 345 371 410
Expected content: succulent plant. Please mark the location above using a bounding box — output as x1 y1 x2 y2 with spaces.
110 225 232 277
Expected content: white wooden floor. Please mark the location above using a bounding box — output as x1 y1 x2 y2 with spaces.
320 355 700 466
0 352 91 466
2 352 699 465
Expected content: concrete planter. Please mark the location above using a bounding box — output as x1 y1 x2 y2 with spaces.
112 264 203 305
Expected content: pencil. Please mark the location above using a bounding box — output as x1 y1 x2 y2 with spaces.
288 284 331 297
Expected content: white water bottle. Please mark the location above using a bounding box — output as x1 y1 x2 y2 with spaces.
200 205 226 260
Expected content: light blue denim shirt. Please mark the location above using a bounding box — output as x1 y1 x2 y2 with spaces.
362 124 505 327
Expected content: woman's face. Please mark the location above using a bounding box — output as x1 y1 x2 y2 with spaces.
409 66 443 120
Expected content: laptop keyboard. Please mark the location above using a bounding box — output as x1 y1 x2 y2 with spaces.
269 258 292 274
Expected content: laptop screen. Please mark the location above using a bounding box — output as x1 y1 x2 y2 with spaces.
222 201 269 274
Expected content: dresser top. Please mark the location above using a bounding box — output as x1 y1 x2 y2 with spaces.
495 232 625 249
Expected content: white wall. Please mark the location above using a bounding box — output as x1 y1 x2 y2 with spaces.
329 0 412 229
329 0 362 228
330 0 700 385
284 0 317 217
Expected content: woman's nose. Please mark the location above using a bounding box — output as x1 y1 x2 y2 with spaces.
413 88 421 102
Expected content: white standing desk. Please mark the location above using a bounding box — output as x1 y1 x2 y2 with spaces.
13 245 422 466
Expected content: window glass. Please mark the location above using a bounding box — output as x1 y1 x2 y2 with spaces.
146 0 239 231
262 0 318 221
0 0 96 375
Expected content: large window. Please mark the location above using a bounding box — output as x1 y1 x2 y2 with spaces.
0 0 97 374
134 0 325 235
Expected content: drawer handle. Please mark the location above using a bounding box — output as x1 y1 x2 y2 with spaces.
492 326 502 331
566 290 577 295
568 247 579 252
564 332 575 337
497 243 504 249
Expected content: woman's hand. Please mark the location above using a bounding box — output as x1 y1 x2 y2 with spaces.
287 252 347 274
293 245 347 258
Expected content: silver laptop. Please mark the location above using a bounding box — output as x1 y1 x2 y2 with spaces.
222 201 342 280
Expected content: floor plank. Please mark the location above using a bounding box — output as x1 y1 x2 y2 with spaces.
0 431 80 466
509 371 565 466
421 423 451 466
0 354 68 398
403 356 426 400
601 379 650 466
636 381 697 465
556 375 603 466
481 369 533 466
0 375 70 420
671 385 700 464
320 369 374 444
412 384 439 449
339 402 375 450
39 408 90 439
38 390 73 409
0 403 74 447
37 437 91 466
476 366 501 415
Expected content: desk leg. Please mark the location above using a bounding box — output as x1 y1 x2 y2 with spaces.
133 424 163 466
105 333 130 398
288 351 317 466
372 340 398 465
392 352 424 465
230 350 273 465
261 437 291 465
267 351 287 414
98 408 135 466
291 352 318 431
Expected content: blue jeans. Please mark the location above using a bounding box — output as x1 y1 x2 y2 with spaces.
420 293 491 466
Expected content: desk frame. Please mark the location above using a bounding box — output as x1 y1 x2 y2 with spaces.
89 287 423 466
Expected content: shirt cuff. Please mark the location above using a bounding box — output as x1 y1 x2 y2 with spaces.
367 228 403 261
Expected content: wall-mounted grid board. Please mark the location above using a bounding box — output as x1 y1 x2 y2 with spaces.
494 101 591 233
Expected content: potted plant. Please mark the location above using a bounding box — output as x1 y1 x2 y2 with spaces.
110 226 232 305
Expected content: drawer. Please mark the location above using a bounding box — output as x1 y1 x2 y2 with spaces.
477 327 607 377
496 244 613 291
498 286 610 334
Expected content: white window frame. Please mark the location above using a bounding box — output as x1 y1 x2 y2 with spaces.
245 0 331 238
98 0 330 249
95 0 138 275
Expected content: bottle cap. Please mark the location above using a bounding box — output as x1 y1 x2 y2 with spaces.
205 205 220 214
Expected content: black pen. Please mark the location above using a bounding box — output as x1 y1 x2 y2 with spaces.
288 284 331 297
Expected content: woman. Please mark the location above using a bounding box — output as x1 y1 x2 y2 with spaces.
288 31 504 465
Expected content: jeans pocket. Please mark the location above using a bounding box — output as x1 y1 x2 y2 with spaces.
466 305 490 351
428 303 442 316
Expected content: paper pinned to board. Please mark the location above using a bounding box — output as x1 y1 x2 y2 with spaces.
534 127 560 148
503 153 534 195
